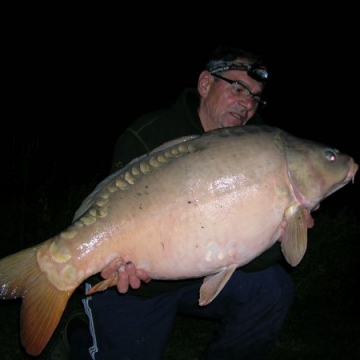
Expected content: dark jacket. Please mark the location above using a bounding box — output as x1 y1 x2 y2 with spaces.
111 88 265 173
108 88 282 296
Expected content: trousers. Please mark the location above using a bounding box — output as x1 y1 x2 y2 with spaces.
70 264 293 360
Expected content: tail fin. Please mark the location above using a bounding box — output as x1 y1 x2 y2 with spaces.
0 246 74 356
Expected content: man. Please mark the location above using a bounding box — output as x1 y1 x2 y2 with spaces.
51 45 294 360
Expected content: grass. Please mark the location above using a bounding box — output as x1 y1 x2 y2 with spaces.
1 164 359 359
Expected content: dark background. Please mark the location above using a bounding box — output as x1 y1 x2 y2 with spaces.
3 16 360 205
1 4 358 240
1 6 360 359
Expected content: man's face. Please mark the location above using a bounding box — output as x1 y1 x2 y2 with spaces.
198 69 264 132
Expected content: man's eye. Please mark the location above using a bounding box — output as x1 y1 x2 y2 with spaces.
232 84 246 94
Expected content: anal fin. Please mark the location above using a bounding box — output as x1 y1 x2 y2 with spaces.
199 265 237 306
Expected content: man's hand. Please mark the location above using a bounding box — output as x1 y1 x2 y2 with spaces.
100 258 151 293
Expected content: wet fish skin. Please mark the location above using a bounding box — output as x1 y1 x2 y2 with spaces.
0 125 358 356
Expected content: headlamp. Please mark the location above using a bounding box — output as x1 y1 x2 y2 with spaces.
209 63 268 84
247 64 268 83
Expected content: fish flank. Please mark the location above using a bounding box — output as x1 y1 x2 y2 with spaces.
0 125 357 356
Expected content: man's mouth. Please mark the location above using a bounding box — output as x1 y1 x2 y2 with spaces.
230 112 247 125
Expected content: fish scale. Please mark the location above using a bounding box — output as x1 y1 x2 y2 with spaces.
0 125 358 356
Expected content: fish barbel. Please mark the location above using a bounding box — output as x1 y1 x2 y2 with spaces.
0 125 358 356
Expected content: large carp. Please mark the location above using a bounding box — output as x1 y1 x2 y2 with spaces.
0 125 358 356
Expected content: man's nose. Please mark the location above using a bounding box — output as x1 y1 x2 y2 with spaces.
238 96 255 110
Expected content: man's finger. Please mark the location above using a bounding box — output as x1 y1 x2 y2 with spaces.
135 269 151 283
101 258 124 279
116 265 130 293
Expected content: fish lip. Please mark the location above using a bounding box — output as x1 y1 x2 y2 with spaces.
349 160 359 184
325 160 358 198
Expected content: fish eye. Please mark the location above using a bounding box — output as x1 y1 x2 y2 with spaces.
325 149 337 162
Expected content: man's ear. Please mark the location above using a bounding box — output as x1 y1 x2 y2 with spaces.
197 70 213 97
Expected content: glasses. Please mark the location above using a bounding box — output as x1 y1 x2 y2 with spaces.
212 74 267 109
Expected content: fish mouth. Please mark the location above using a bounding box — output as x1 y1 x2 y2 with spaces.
345 159 359 184
326 158 359 198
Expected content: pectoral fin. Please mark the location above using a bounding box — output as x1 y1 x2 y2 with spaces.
281 206 310 266
199 265 237 306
